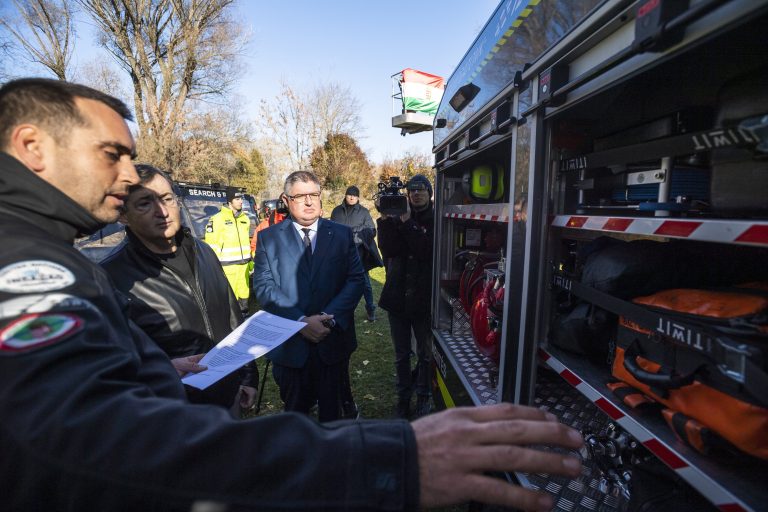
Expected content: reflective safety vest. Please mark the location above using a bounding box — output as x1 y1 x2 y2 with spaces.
204 206 252 266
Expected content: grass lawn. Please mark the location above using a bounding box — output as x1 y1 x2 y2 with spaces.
247 218 469 511
250 195 407 419
249 266 403 419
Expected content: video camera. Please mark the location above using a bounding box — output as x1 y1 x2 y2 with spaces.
375 177 408 216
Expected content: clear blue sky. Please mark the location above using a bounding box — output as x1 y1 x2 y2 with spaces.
232 0 500 163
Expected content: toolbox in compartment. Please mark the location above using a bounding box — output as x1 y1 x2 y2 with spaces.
610 166 710 203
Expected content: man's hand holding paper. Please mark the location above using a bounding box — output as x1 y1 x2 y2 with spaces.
182 311 305 389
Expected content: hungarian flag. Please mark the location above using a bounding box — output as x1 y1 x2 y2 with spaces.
400 69 445 115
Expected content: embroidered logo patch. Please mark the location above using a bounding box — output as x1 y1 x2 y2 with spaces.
0 293 96 320
0 313 83 352
0 260 76 293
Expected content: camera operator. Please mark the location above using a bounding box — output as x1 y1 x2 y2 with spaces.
377 174 434 419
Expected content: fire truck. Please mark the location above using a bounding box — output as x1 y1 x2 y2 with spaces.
429 0 767 510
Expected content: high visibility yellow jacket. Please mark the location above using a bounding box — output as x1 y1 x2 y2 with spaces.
204 206 252 266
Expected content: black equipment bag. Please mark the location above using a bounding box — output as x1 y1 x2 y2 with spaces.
709 67 768 213
580 238 768 299
549 300 615 364
580 238 677 299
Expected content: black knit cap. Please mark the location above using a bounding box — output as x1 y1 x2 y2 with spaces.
406 174 432 195
226 187 242 202
345 185 360 197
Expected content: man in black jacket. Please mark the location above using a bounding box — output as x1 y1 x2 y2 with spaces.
101 164 258 414
0 77 583 512
330 185 383 321
377 174 435 419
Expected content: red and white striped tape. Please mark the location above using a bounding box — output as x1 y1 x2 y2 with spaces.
551 215 768 247
537 348 750 511
445 212 509 222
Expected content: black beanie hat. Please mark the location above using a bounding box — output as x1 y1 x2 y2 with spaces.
226 187 242 203
406 174 433 196
345 185 360 197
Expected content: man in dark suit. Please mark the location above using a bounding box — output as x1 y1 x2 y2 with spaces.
253 170 364 422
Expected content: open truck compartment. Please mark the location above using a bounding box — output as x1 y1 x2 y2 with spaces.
430 0 768 510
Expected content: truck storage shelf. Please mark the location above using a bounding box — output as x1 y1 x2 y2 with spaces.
443 204 510 223
551 215 768 247
539 345 767 512
516 368 629 512
433 329 499 406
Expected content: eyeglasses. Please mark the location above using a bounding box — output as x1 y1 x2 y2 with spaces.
132 195 178 214
286 192 321 203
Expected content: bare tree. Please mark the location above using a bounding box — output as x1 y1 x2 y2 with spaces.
0 0 76 80
310 83 364 146
260 80 365 172
374 150 434 194
75 59 130 105
155 97 252 183
256 138 293 198
259 81 314 170
80 0 245 169
0 40 13 82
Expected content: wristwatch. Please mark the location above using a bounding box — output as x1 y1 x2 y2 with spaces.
320 312 336 328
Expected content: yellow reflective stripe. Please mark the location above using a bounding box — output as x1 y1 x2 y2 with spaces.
219 246 250 255
219 255 250 262
436 370 455 408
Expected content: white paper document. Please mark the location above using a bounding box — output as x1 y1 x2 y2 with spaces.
182 310 305 390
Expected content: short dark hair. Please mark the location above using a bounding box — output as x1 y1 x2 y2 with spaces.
132 164 173 190
0 78 133 149
121 164 175 214
283 170 321 196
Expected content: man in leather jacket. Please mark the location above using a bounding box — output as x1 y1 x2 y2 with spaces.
0 78 583 512
101 164 258 414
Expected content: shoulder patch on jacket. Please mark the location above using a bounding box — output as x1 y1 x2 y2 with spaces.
0 313 83 352
0 293 98 320
0 260 76 293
